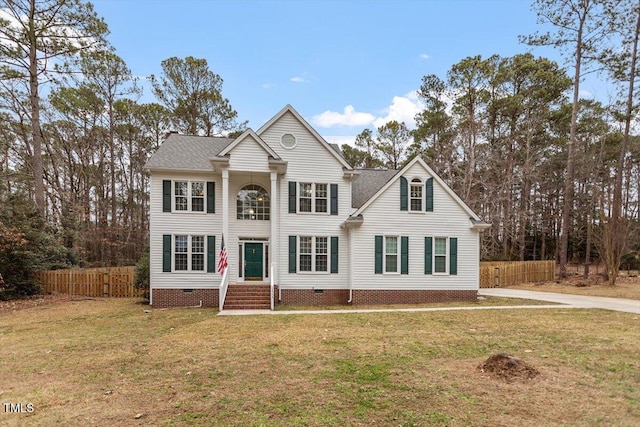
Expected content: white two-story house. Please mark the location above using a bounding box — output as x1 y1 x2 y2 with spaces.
145 105 489 309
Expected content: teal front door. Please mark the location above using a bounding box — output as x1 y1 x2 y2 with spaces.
244 243 263 280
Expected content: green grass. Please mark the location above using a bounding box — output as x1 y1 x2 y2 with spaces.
0 298 639 426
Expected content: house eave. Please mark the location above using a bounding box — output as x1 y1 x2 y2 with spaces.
341 215 364 228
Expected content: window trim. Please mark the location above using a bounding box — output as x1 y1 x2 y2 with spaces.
384 235 400 274
433 236 449 275
172 234 208 272
297 182 330 215
297 235 331 274
172 180 207 213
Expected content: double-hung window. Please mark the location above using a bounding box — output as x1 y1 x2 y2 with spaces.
174 235 205 271
298 236 329 272
385 236 399 273
299 183 328 213
434 237 447 274
174 180 205 212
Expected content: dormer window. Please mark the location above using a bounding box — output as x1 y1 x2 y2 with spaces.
410 178 423 211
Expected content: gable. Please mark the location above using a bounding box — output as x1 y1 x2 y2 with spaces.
353 156 483 222
257 105 352 171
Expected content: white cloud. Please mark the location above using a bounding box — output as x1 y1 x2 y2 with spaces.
323 135 357 147
290 76 310 83
262 83 276 89
372 92 425 128
312 105 376 127
420 53 430 60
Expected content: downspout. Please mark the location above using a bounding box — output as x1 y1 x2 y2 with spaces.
347 227 353 303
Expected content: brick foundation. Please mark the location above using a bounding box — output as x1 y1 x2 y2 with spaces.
277 288 477 306
152 288 219 308
351 289 477 305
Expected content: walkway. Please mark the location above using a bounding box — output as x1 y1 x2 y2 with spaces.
218 289 640 316
480 288 640 314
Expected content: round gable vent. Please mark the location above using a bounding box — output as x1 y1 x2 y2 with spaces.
281 133 297 149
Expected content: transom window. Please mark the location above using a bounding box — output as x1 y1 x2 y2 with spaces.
174 181 205 212
174 235 206 271
299 183 328 213
434 237 447 273
237 185 270 220
410 178 422 211
385 236 398 273
299 236 329 272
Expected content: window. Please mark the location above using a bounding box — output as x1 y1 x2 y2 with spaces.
385 236 398 273
410 178 422 211
315 237 328 272
191 236 204 271
299 183 312 213
174 180 205 212
237 185 270 220
434 237 447 273
175 235 188 271
299 236 312 271
299 183 328 213
299 236 330 273
191 182 204 212
174 235 206 271
315 184 328 213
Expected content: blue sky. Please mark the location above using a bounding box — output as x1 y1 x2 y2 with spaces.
91 0 594 144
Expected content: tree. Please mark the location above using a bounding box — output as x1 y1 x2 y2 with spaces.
0 0 109 218
375 121 411 170
354 128 384 168
150 56 244 136
522 0 619 277
599 0 640 285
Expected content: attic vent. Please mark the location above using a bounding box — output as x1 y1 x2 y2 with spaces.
281 133 297 149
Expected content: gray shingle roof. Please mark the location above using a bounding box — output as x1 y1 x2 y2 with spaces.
352 169 400 208
144 134 233 171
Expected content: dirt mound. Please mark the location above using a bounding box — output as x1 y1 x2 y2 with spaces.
477 353 540 382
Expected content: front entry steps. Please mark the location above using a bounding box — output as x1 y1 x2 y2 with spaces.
223 284 271 310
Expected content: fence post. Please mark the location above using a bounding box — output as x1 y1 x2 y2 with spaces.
494 267 500 288
103 271 110 297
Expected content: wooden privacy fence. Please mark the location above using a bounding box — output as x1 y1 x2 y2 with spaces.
480 260 556 288
37 266 143 297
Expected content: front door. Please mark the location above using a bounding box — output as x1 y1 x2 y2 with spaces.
244 243 263 281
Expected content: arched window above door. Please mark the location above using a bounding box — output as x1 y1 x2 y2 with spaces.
237 185 270 220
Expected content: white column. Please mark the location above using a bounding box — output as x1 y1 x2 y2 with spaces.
270 170 277 284
222 168 229 245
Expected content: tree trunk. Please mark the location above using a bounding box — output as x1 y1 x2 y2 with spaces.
28 0 45 218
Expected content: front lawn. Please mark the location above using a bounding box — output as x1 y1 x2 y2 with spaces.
1 298 638 426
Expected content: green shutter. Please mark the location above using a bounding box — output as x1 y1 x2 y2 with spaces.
162 180 171 212
425 237 432 275
289 235 297 273
206 182 215 213
331 236 339 273
207 236 216 273
400 176 408 211
450 237 457 275
288 181 297 213
401 236 409 274
330 183 338 215
162 234 171 272
426 178 434 212
374 235 383 274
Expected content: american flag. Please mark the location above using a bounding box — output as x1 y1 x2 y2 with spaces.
217 235 228 274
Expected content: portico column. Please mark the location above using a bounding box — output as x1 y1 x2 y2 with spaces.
270 170 277 283
222 167 229 245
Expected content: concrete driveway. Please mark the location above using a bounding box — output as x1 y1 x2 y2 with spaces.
480 288 640 314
